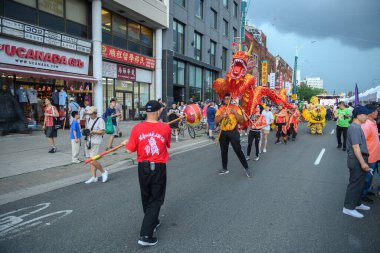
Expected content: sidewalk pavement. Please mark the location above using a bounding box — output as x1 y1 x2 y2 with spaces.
0 121 213 205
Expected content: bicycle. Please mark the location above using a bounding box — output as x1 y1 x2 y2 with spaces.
171 118 196 139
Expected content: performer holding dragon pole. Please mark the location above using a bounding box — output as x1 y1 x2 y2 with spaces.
287 105 301 141
274 104 288 144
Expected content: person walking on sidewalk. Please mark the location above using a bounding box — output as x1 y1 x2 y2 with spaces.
167 102 181 142
334 101 352 151
84 106 108 184
70 111 82 163
215 93 252 178
246 104 267 161
207 102 217 140
43 97 59 153
360 104 380 204
261 104 274 152
103 98 121 151
121 100 171 247
342 106 371 219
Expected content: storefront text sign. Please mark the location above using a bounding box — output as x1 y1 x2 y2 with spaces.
117 65 136 81
102 61 117 78
0 37 89 75
102 45 155 70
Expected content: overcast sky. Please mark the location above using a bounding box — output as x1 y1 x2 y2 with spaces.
246 0 380 95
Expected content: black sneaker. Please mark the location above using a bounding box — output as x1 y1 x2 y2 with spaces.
292 138 295 141
153 220 161 233
48 147 57 153
244 167 252 178
275 140 281 144
138 236 158 246
119 132 122 137
367 191 375 196
336 145 342 149
342 148 346 151
218 169 229 175
361 196 374 204
284 140 287 144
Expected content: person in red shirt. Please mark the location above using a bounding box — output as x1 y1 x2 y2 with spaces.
43 97 59 153
246 104 267 161
287 105 301 141
275 104 288 144
121 100 171 247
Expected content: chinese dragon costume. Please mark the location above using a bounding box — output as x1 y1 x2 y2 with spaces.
302 96 326 135
212 43 292 121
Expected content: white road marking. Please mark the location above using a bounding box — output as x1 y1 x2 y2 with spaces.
314 148 326 165
331 129 335 135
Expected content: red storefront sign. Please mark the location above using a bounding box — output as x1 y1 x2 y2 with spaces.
117 64 136 81
102 45 155 70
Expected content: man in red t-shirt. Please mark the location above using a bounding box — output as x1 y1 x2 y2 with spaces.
121 100 171 247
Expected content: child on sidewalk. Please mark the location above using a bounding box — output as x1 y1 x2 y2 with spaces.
70 111 82 163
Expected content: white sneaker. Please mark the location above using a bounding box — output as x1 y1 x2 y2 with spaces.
263 148 267 153
342 208 364 218
254 156 260 161
102 170 109 183
356 204 370 211
72 160 81 164
85 177 98 184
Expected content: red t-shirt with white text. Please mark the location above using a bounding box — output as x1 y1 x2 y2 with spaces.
126 122 171 163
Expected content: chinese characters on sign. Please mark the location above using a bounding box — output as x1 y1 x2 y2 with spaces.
117 65 136 81
102 45 155 70
261 60 268 87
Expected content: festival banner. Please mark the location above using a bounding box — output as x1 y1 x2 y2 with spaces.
261 60 268 86
102 45 155 70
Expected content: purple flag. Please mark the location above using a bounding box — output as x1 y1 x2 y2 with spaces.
354 83 359 106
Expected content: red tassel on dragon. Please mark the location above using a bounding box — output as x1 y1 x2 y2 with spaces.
212 43 293 121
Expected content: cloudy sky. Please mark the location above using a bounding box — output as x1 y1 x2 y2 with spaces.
246 0 380 95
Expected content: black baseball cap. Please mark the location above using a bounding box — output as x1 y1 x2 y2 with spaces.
365 104 377 114
352 105 370 118
145 100 162 112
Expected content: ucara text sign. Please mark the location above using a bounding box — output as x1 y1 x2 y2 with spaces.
102 45 155 70
0 37 89 75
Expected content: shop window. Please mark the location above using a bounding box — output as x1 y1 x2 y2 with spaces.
128 41 140 53
233 2 238 18
39 11 65 33
66 0 86 25
173 19 184 54
115 79 133 92
113 36 127 50
173 59 185 86
134 83 139 109
38 0 63 17
128 22 140 41
205 70 215 100
189 65 202 101
101 8 111 32
222 47 227 71
139 82 150 110
4 0 37 24
66 20 87 38
112 13 127 38
140 25 153 46
0 0 3 15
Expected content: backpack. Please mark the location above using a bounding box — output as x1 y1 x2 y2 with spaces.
105 116 114 134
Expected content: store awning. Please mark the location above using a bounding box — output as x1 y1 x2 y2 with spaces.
0 64 98 83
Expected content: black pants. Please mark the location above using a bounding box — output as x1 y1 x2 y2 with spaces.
336 126 348 148
276 123 286 139
138 162 167 237
287 123 297 139
219 129 248 170
344 157 367 209
247 130 260 157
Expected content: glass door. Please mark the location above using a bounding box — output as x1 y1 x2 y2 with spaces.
115 91 133 120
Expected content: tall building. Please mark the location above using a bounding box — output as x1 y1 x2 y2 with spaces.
162 0 241 103
305 77 324 89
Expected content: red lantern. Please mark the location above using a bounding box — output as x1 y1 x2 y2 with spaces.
183 104 202 125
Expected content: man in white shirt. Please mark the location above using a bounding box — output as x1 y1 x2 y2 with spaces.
261 105 274 153
84 106 108 184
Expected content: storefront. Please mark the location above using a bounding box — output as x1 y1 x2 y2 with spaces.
102 45 155 120
0 17 94 129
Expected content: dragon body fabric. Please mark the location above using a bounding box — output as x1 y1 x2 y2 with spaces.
212 45 292 120
302 96 326 135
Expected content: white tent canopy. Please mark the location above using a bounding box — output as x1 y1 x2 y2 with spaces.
348 85 380 103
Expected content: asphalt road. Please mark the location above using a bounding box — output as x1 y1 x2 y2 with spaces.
1 121 379 253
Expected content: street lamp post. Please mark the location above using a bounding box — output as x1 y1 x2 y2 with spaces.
292 41 316 97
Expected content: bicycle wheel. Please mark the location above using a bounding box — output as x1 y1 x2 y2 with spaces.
194 123 203 131
188 125 196 139
180 126 185 138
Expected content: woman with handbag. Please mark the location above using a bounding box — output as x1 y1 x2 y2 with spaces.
43 97 59 153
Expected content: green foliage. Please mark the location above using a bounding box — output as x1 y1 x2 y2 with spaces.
296 83 326 102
